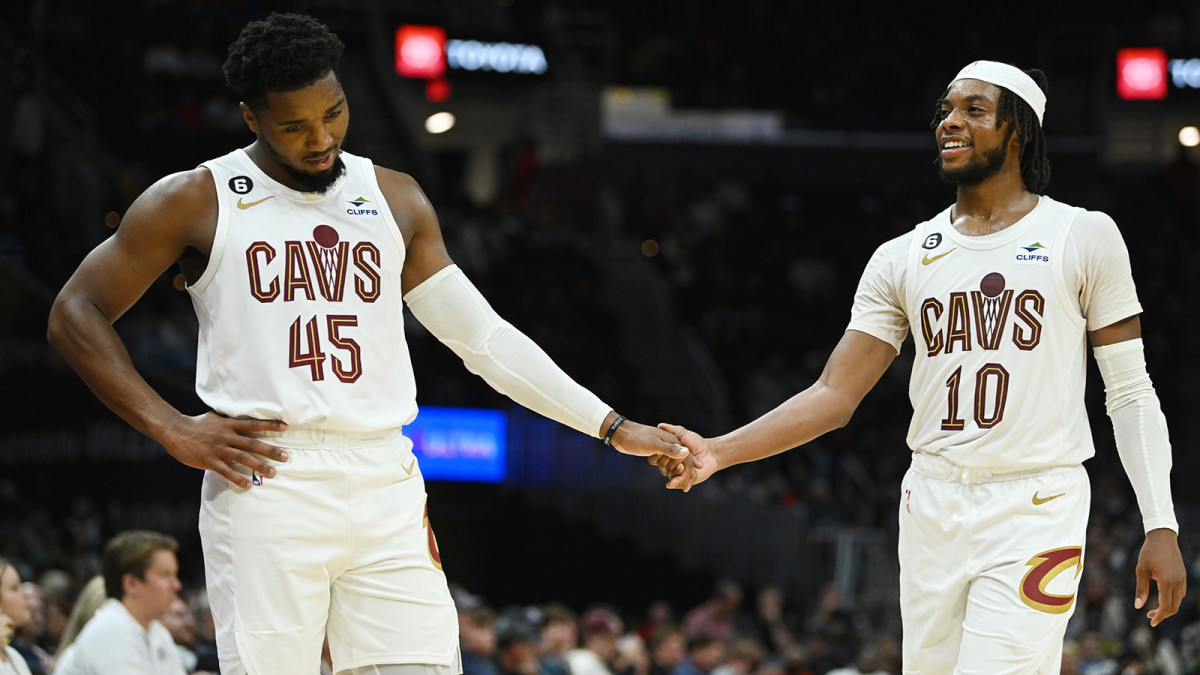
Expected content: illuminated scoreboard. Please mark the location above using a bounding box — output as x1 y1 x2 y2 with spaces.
407 406 508 483
395 23 547 101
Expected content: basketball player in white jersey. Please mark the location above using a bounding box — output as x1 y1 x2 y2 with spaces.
651 61 1186 673
46 12 692 675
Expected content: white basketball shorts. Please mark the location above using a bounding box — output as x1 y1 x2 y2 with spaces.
199 428 459 675
898 453 1090 675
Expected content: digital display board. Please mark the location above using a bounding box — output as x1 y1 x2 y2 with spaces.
407 406 507 483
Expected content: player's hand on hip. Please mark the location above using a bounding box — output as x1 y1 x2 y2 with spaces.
1135 527 1187 627
652 423 718 492
161 412 290 489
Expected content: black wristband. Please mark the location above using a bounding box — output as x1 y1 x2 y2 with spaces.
602 415 627 446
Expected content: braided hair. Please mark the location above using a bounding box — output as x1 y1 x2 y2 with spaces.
997 68 1051 194
223 12 345 111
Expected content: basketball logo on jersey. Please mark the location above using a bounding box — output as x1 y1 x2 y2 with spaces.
1019 546 1082 614
1015 241 1050 265
975 273 1011 350
311 225 349 301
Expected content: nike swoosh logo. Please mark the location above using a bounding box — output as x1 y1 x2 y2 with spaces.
1032 491 1065 505
402 456 417 476
236 196 274 210
921 247 957 265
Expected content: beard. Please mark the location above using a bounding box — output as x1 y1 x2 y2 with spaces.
261 136 347 195
936 129 1015 187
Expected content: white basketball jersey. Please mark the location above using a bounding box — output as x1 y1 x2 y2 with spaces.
848 196 1142 469
188 148 418 432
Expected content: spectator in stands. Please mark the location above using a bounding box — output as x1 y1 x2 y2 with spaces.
184 590 218 674
568 607 624 675
15 581 51 674
710 638 764 675
672 634 726 675
617 632 652 675
682 580 744 645
537 603 577 675
159 596 205 673
493 607 542 675
0 559 41 675
457 591 499 675
1 558 34 675
746 587 795 655
53 575 105 662
1060 639 1082 675
636 601 676 642
647 627 687 675
1077 630 1118 675
826 634 900 675
2 609 32 675
53 531 185 675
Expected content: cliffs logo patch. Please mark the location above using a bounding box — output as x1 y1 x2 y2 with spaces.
346 195 380 216
1019 546 1082 614
1015 241 1050 265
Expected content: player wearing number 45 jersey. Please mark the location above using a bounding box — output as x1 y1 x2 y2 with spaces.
47 12 692 675
652 61 1186 674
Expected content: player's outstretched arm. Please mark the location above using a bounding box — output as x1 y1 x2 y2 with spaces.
652 330 896 491
47 170 289 489
379 168 688 462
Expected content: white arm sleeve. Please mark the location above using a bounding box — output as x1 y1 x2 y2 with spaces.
404 265 611 438
1093 338 1178 534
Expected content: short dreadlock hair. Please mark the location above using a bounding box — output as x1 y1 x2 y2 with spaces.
930 66 1051 194
223 12 345 111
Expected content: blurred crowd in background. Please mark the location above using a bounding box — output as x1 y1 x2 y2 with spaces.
4 521 1200 674
5 1 1200 675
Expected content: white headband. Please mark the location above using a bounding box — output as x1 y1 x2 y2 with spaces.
951 60 1046 125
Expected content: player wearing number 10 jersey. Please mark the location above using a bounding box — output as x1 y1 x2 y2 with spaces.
654 61 1186 674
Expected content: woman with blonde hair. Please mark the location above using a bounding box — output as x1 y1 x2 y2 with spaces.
0 558 33 675
50 576 106 672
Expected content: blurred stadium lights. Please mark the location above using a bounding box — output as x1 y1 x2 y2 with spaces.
425 111 456 134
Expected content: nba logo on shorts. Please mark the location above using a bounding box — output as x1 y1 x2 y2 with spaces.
252 471 265 486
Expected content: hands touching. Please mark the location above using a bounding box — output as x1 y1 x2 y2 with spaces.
606 417 691 462
159 412 291 490
600 414 714 488
647 423 719 492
